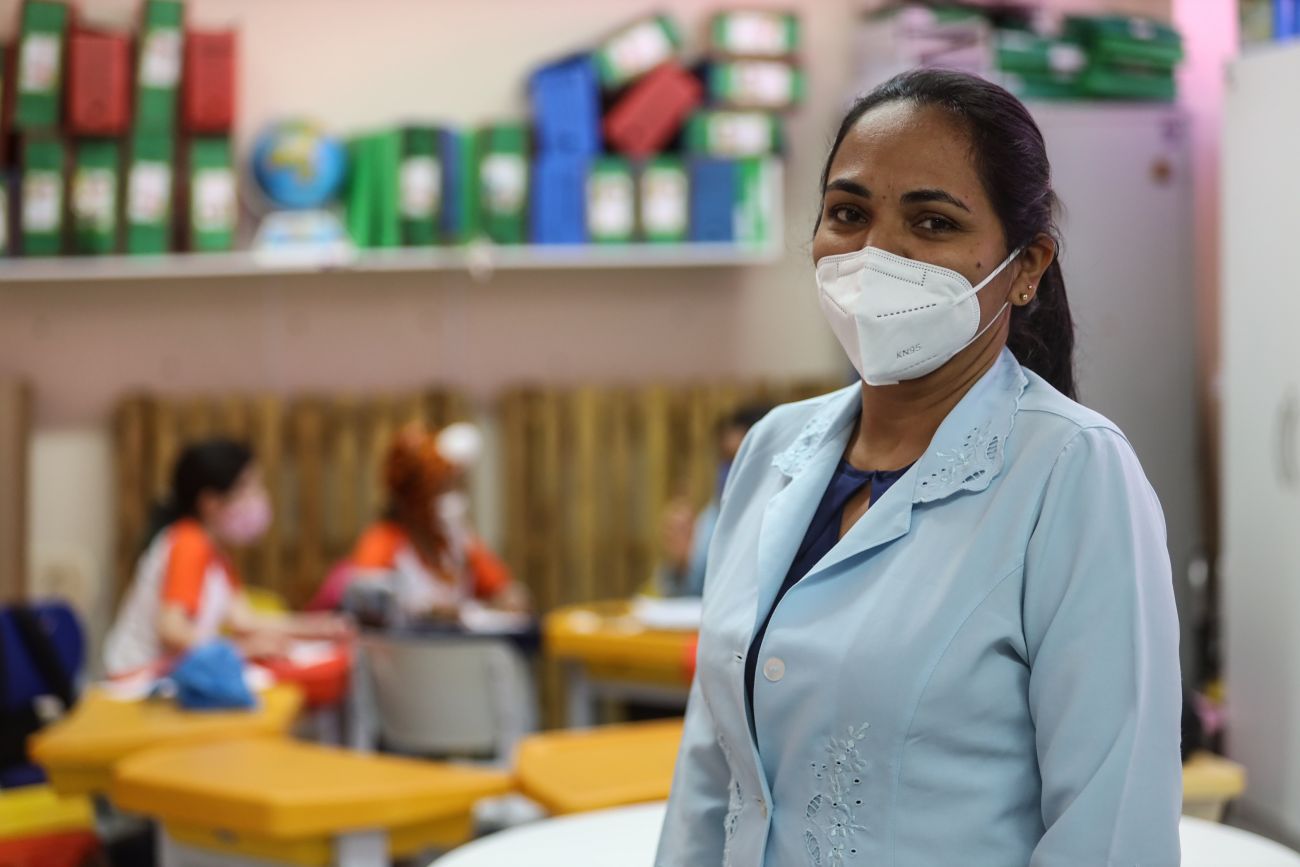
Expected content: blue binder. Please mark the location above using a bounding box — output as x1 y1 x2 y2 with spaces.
531 153 589 244
1277 0 1300 39
689 158 736 243
529 55 602 155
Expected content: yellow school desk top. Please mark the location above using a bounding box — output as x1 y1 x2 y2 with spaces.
544 602 695 685
30 684 303 796
1183 751 1247 802
516 719 684 815
111 738 513 839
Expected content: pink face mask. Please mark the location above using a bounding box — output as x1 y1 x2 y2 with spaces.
216 490 272 546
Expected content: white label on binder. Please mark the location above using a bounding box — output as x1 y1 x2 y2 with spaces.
193 168 236 232
141 29 182 88
733 62 794 107
726 13 786 56
712 113 771 156
23 172 61 232
588 171 634 238
74 169 117 230
401 156 441 218
608 21 672 80
641 168 687 235
20 34 61 93
129 162 172 223
481 154 525 213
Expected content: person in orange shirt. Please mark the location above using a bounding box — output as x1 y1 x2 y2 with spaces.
104 439 347 678
346 422 528 622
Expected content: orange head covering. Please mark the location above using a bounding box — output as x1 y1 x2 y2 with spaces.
384 423 454 533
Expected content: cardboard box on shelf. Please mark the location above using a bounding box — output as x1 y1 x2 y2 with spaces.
604 62 702 159
531 152 588 245
68 27 131 136
529 55 601 155
183 30 236 134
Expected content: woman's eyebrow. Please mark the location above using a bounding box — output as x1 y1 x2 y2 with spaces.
901 188 971 213
825 179 871 198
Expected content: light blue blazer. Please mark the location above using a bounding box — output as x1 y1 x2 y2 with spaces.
656 349 1182 867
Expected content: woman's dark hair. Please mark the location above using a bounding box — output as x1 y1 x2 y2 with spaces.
142 438 254 548
819 69 1076 399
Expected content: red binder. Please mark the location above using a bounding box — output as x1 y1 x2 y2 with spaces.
604 62 702 158
183 29 235 134
67 28 131 136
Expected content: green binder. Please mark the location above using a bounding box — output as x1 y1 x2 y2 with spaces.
478 124 528 245
15 1 69 131
400 126 440 247
21 136 66 255
637 156 687 243
125 132 175 254
72 139 121 254
188 138 235 252
587 157 634 244
135 0 185 132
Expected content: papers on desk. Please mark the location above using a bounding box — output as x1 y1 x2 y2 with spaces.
630 596 702 631
285 640 340 668
460 602 534 634
100 664 275 703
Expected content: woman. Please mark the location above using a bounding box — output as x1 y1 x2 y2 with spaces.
104 438 346 678
343 423 527 620
656 70 1181 866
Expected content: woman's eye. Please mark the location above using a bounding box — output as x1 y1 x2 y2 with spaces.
918 215 958 233
829 204 866 224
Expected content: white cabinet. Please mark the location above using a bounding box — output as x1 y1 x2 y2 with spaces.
1032 103 1203 678
1222 43 1300 841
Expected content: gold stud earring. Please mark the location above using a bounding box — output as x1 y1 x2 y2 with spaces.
1019 292 1030 303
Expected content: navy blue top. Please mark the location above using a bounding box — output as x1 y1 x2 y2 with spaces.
744 459 912 723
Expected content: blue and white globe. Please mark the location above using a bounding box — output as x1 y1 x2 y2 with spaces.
250 119 348 210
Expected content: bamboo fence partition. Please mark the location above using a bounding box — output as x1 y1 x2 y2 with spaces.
113 390 468 607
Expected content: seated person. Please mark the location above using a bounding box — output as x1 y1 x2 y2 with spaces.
345 422 528 622
104 438 347 678
654 404 770 597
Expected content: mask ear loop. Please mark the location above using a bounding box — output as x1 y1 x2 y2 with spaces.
958 246 1026 301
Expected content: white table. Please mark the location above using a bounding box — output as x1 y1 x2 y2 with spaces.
434 802 1300 867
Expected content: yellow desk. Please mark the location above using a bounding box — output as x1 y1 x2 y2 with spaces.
112 737 512 867
544 602 696 726
30 684 303 797
516 719 684 815
1183 751 1247 822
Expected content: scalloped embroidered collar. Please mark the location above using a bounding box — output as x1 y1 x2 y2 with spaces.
771 349 1029 504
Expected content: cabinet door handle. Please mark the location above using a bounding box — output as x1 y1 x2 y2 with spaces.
1277 387 1299 490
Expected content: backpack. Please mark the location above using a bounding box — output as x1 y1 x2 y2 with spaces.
0 602 83 784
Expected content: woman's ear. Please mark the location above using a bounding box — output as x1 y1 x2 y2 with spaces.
1009 234 1057 307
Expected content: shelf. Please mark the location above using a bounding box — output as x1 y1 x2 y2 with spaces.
0 240 784 284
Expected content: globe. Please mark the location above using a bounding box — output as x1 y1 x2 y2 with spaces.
250 119 348 210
